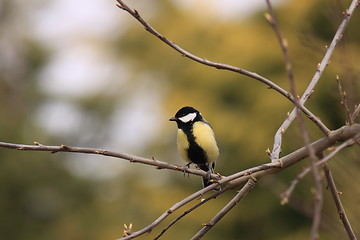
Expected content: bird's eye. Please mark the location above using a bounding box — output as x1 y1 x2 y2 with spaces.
178 112 197 123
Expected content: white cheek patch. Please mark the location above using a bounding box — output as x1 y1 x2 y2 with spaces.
179 112 197 123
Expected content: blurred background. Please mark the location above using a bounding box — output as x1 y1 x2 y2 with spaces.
0 0 359 239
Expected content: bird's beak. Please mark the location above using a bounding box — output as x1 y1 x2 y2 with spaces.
169 117 177 121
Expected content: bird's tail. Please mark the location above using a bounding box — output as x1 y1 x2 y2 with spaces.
202 177 214 188
199 164 221 190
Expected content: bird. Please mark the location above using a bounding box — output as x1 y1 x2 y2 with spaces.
169 106 220 189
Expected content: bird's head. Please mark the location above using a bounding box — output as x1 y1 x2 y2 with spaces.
169 106 203 128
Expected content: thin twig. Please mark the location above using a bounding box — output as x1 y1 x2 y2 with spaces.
154 187 228 240
265 0 307 206
265 2 323 237
280 166 311 205
351 103 360 123
336 75 353 124
308 151 323 240
190 179 256 240
280 134 359 204
265 0 301 127
283 137 360 239
115 0 329 135
265 0 295 85
323 164 357 240
270 0 359 160
295 111 323 240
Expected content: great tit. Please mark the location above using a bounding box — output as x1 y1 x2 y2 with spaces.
169 106 219 188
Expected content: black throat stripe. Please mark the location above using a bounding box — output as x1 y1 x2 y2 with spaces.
183 128 209 171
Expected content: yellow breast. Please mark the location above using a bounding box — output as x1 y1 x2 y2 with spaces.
192 121 219 164
177 129 191 162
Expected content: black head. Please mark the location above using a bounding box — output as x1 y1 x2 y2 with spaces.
169 106 203 128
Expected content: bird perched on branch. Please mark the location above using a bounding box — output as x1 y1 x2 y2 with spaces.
170 106 220 189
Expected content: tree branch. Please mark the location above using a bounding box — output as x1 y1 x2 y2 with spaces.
280 134 358 205
1 124 359 240
323 164 358 240
270 0 359 160
115 0 329 136
0 141 220 181
351 103 360 123
117 124 359 239
265 0 295 85
337 75 353 125
154 186 227 240
309 152 323 240
190 179 256 240
265 3 324 236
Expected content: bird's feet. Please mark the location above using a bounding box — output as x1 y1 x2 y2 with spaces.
183 162 192 177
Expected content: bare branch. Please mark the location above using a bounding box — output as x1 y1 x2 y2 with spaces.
116 180 236 240
281 166 311 205
323 165 358 240
309 152 323 240
281 135 358 204
265 2 324 237
190 179 256 240
1 127 359 240
0 141 220 181
265 0 295 85
337 75 353 125
270 0 359 160
280 134 359 238
116 124 360 240
351 103 360 123
115 0 329 135
154 187 227 240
